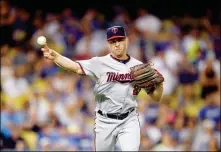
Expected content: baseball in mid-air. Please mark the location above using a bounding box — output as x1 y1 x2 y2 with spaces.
37 36 46 45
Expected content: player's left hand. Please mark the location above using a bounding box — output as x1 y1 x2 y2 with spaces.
130 63 164 94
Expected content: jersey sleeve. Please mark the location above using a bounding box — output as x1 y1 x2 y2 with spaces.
132 57 143 65
76 57 100 79
137 60 143 64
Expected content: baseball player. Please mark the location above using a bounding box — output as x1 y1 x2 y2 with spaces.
41 25 164 151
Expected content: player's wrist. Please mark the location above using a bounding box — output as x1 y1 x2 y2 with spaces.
149 83 163 101
52 51 60 62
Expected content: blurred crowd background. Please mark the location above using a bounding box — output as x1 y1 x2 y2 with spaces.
0 0 220 151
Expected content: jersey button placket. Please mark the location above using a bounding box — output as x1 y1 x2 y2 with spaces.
122 64 130 113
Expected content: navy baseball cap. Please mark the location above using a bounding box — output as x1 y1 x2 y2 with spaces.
106 26 127 41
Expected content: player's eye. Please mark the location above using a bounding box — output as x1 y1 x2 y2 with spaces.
108 40 115 44
117 38 125 42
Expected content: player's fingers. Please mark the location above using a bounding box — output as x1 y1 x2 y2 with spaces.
44 54 53 60
43 52 50 57
41 44 50 52
43 43 49 49
41 48 49 52
48 49 53 54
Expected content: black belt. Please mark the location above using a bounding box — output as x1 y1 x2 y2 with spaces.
97 108 135 120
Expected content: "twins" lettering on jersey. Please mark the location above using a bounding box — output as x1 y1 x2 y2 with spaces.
106 72 133 83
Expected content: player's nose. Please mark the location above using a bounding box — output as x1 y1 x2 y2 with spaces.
115 41 120 46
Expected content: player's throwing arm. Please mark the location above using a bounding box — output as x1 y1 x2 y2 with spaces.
37 36 83 74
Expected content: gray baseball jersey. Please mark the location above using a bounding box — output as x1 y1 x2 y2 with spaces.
77 54 142 151
77 54 142 113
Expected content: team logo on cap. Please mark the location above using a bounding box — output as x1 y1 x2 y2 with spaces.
111 27 118 33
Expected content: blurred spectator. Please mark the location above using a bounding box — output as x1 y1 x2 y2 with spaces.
164 40 184 92
1 66 30 110
164 40 183 71
192 119 219 151
12 46 27 66
135 8 161 37
15 138 28 151
177 55 198 103
199 59 220 99
198 92 220 125
1 45 14 81
145 124 162 145
211 25 221 59
126 24 142 60
74 29 108 58
208 136 220 151
43 13 66 54
30 13 45 50
181 25 202 63
76 8 108 59
139 134 153 150
28 87 53 126
61 8 83 58
12 8 34 46
40 58 59 78
150 48 176 95
1 103 28 149
135 8 162 60
152 128 182 151
111 5 131 29
80 9 99 33
0 0 16 46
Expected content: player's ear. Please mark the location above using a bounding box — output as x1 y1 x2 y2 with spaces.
107 42 111 50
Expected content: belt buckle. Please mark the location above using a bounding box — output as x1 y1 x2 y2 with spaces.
116 113 120 120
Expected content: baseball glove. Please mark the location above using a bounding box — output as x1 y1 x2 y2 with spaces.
130 63 164 95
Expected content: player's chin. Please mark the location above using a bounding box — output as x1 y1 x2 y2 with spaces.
116 53 124 58
115 50 123 55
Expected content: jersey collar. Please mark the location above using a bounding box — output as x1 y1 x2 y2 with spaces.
110 54 131 64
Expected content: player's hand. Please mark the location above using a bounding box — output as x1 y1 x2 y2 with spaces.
41 46 57 60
